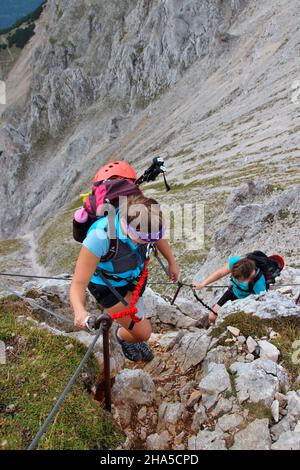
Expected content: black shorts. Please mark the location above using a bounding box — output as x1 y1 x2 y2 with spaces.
216 288 237 307
87 279 147 309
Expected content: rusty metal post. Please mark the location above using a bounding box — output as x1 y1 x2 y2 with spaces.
170 281 183 305
94 313 113 412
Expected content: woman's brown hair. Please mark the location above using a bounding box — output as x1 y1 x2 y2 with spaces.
123 194 164 234
231 258 256 280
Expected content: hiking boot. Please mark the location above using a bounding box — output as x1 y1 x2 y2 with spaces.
136 342 154 362
115 327 142 362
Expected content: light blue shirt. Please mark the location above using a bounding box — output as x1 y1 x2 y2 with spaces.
229 256 267 299
83 213 145 286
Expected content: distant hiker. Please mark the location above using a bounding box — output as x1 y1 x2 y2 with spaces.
192 252 285 324
70 180 179 362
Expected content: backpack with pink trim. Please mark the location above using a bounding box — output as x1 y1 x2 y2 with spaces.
73 157 170 243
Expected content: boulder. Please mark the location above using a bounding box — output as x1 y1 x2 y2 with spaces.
271 431 300 450
174 296 209 327
217 291 300 323
230 419 271 450
112 369 156 407
270 417 291 442
188 429 227 450
146 431 171 450
211 397 234 418
286 391 300 425
143 288 198 328
174 331 211 373
191 405 208 432
271 400 280 423
217 413 243 433
229 359 289 406
199 363 232 410
202 345 238 374
158 402 185 425
246 336 258 354
0 340 6 365
258 340 280 363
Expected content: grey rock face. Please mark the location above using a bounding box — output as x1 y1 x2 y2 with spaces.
0 0 246 237
286 391 300 425
271 431 300 450
217 413 243 433
211 397 233 418
246 337 258 354
146 431 171 450
143 288 199 329
188 429 227 450
199 363 232 410
158 402 185 425
214 185 300 254
112 369 156 406
230 419 271 450
174 331 211 373
217 291 300 324
270 417 291 442
202 345 238 374
174 296 209 327
191 405 208 432
229 359 289 406
258 340 280 363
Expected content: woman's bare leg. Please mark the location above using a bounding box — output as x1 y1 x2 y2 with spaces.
101 291 152 343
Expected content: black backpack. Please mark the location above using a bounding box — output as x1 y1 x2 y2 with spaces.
231 251 285 294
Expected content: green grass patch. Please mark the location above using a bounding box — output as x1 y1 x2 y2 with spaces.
37 208 81 275
173 148 193 158
0 298 124 450
245 401 273 421
278 209 290 220
226 368 237 398
0 239 23 257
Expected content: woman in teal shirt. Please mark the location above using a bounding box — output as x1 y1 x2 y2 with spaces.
193 256 267 323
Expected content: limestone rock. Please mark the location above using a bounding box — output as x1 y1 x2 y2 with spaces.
270 417 291 442
199 363 232 410
271 431 300 450
211 397 233 418
271 400 280 423
217 292 300 323
112 369 156 407
217 413 243 433
286 391 300 425
191 405 208 432
229 359 289 406
146 431 171 450
227 326 240 337
188 429 227 450
0 340 6 365
258 340 280 363
246 337 258 354
174 331 211 373
158 402 185 425
230 419 271 450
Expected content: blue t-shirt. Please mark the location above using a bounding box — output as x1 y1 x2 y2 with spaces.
229 256 267 299
83 213 145 286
